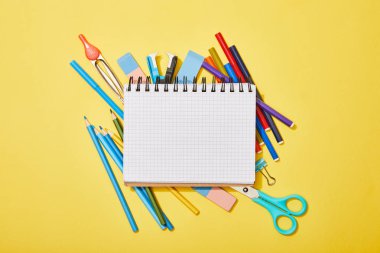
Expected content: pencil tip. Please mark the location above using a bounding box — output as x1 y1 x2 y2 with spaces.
110 110 116 119
99 125 103 130
84 116 90 126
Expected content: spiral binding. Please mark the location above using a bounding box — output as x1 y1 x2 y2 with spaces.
127 76 253 92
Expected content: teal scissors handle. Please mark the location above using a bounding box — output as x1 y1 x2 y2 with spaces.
253 191 308 235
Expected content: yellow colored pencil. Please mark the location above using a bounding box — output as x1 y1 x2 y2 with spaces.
105 128 123 150
168 187 200 215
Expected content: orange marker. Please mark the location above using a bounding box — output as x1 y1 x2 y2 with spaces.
205 56 222 82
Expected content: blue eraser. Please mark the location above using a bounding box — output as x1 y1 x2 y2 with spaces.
176 50 204 83
117 53 139 76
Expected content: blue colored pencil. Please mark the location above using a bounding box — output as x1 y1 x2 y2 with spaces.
84 117 138 232
71 61 123 119
134 188 166 230
95 129 123 169
256 117 279 161
95 126 173 230
99 126 123 161
140 188 174 231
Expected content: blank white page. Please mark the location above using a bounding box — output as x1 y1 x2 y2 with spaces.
123 83 256 186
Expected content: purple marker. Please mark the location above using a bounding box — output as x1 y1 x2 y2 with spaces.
257 99 295 128
201 61 229 81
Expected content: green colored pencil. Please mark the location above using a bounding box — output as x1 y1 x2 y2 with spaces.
110 109 123 140
145 188 166 225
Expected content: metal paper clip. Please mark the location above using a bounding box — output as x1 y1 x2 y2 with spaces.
255 158 276 186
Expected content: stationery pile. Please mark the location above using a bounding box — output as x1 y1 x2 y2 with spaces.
70 32 307 235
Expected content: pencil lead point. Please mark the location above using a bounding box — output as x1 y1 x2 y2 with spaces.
84 116 90 126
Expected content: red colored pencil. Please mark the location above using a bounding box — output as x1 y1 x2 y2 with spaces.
215 32 246 82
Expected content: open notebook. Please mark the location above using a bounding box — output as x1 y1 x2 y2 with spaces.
123 81 256 186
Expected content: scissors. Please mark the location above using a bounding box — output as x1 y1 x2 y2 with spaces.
232 186 307 235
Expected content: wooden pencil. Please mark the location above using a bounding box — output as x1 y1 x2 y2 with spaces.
110 109 124 140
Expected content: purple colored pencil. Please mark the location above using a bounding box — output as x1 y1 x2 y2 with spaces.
201 61 229 81
257 99 294 128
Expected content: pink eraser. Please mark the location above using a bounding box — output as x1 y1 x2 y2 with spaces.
207 187 237 211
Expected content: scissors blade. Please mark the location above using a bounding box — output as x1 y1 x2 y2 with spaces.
231 186 259 199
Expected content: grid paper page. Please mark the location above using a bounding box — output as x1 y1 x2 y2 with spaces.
123 83 256 186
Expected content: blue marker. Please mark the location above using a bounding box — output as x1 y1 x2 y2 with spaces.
256 118 279 161
71 61 123 119
224 63 238 82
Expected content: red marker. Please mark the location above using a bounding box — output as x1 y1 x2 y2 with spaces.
215 32 246 82
256 140 262 153
257 108 270 131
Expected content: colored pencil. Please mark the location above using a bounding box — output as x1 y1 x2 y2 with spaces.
145 188 166 225
228 45 284 144
105 128 123 150
256 99 295 128
133 187 166 230
110 124 199 215
70 61 123 119
84 117 138 232
110 109 124 140
139 188 174 230
168 187 200 215
95 125 172 229
256 118 279 161
99 127 168 226
95 128 123 169
99 127 123 158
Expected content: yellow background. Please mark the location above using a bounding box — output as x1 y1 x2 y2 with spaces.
0 0 379 252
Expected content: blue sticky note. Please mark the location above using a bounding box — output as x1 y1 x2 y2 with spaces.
176 50 204 83
117 53 139 75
